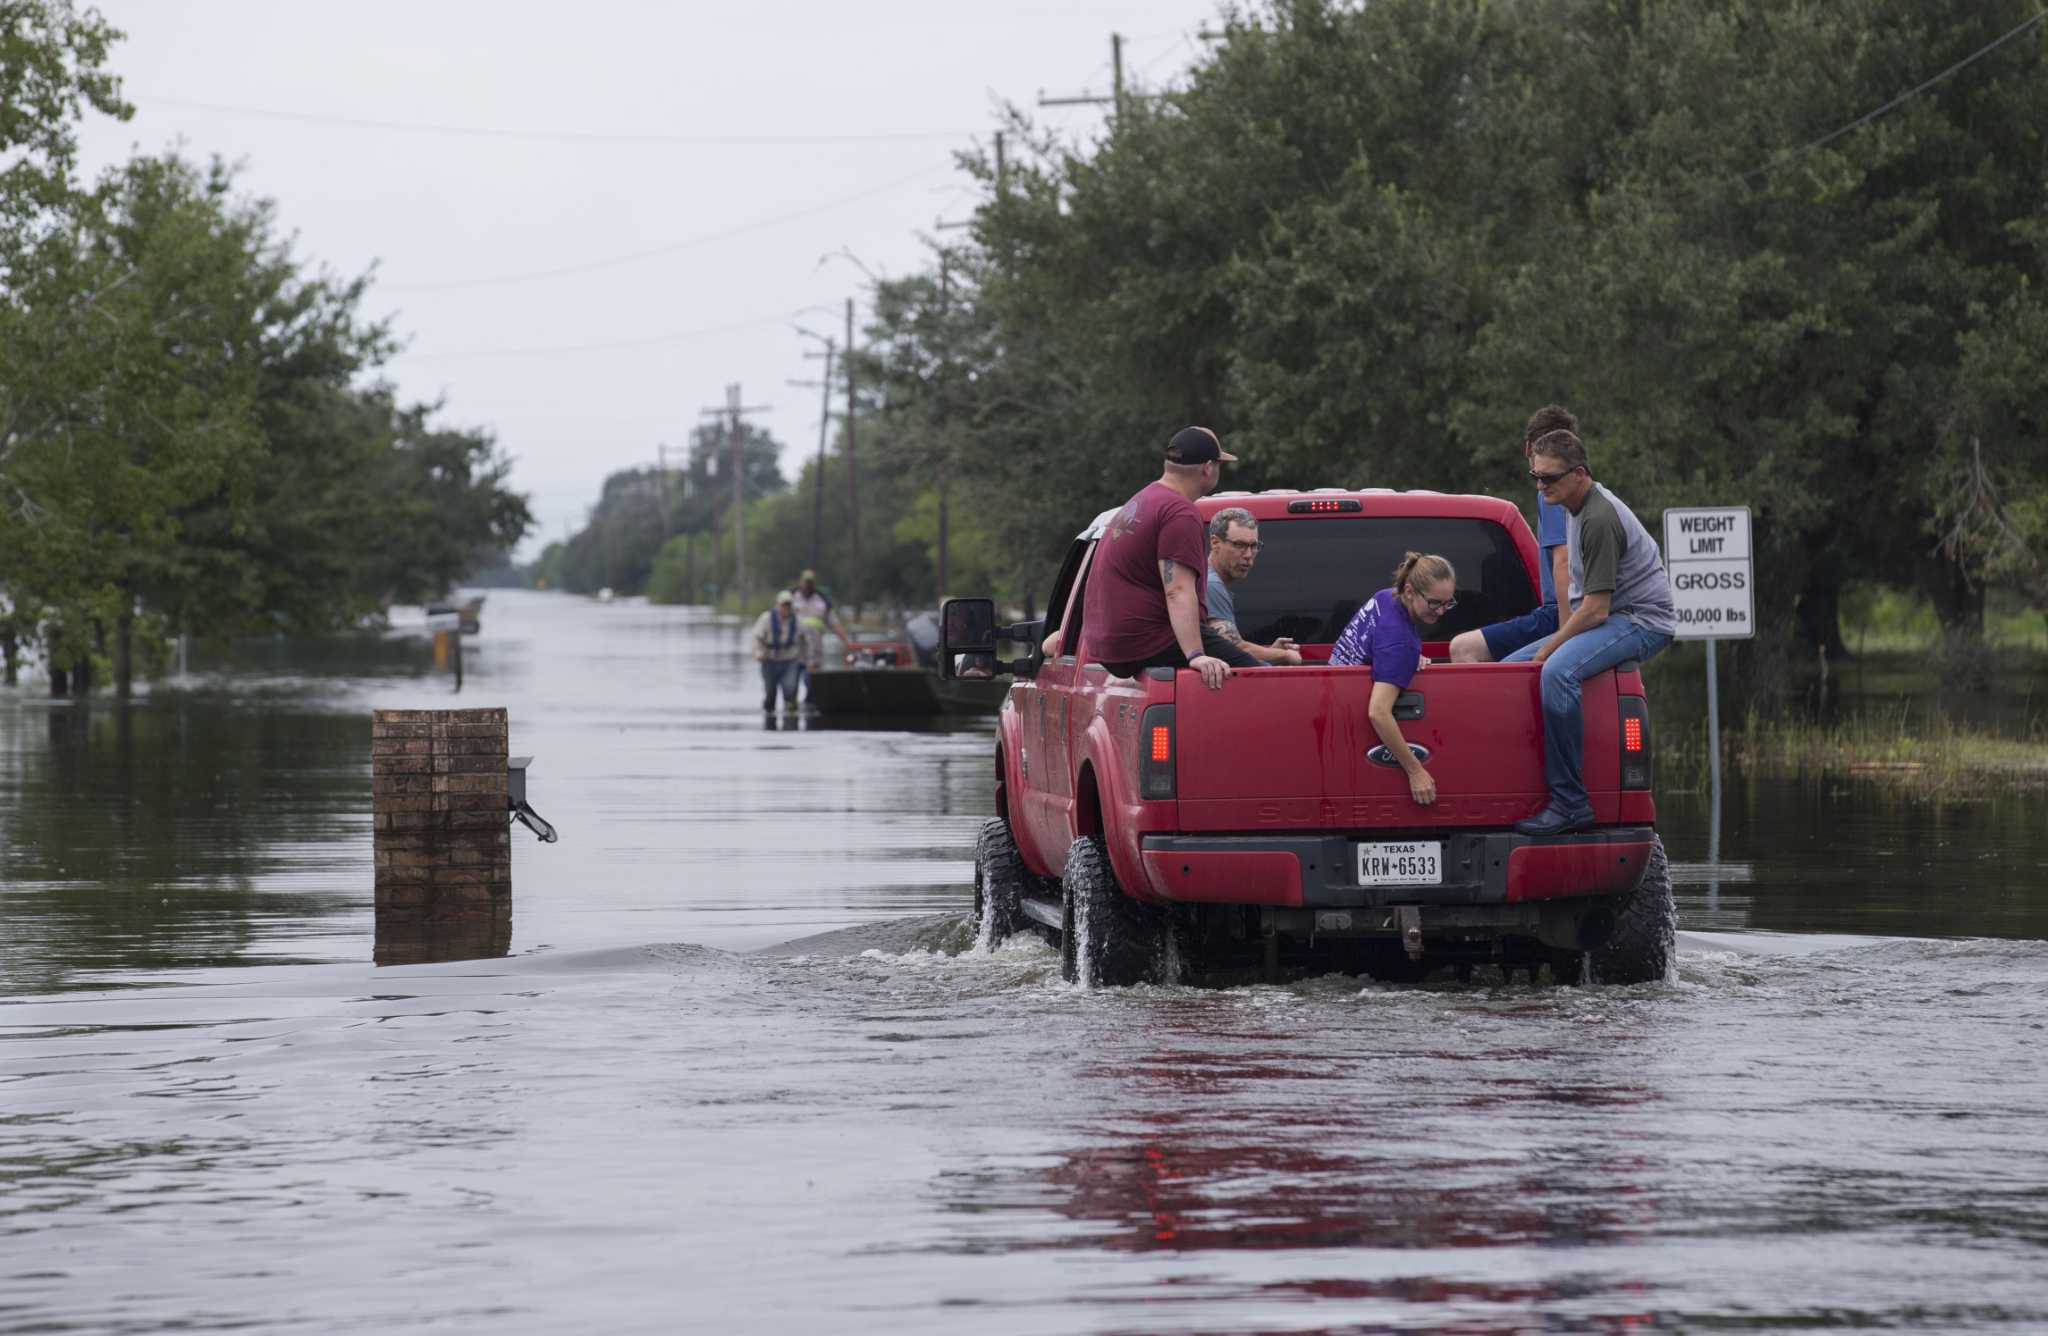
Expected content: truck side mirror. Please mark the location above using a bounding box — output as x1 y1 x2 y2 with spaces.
942 598 997 655
939 597 995 681
938 599 1045 680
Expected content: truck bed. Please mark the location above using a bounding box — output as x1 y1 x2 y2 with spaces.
1171 661 1623 831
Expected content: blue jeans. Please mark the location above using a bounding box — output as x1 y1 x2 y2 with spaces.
760 659 801 710
1503 615 1671 813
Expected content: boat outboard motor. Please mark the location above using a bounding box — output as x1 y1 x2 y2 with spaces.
904 610 942 671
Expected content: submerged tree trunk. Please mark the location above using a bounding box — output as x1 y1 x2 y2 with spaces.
1 625 17 686
1918 552 1986 641
49 664 69 698
1796 548 1851 660
1728 620 1796 721
113 603 134 697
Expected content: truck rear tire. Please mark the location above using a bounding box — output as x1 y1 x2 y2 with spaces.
1589 834 1674 985
973 817 1034 950
1059 835 1160 987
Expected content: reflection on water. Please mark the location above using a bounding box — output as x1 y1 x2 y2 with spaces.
1657 776 2048 939
3 592 2048 1333
0 698 372 994
373 911 512 966
1643 638 2048 737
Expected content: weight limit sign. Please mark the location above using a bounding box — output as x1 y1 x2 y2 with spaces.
1663 506 1754 641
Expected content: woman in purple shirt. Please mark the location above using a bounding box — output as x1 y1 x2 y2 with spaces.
1329 552 1457 807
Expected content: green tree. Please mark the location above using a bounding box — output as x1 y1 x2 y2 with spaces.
932 0 2047 699
1467 0 2048 682
0 0 131 666
2 154 272 691
4 150 531 691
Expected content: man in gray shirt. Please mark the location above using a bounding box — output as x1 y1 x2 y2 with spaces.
1502 430 1675 835
1203 508 1302 666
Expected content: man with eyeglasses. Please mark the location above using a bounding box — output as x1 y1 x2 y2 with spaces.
1504 430 1676 836
1204 508 1303 666
1449 404 1578 664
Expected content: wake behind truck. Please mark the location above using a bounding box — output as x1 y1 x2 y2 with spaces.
939 487 1673 987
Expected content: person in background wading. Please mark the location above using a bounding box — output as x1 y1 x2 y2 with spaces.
752 590 804 713
1329 552 1459 807
1075 426 1248 687
788 569 851 695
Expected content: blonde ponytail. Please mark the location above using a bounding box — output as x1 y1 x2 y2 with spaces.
1394 551 1455 596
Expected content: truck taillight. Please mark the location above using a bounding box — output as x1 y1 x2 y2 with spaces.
1618 697 1650 790
1140 704 1176 800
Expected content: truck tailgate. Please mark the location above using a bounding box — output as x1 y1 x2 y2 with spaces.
1173 663 1621 830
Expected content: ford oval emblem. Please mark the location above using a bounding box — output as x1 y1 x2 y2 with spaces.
1367 743 1430 767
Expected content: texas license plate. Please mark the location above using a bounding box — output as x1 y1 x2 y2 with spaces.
1356 841 1442 886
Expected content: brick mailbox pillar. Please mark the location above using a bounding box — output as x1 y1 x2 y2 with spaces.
371 707 511 962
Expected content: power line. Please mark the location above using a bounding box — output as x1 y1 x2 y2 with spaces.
1135 34 1199 81
1732 8 2048 184
383 162 955 292
405 310 801 361
138 93 979 146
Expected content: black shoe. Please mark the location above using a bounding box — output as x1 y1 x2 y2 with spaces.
1515 803 1594 837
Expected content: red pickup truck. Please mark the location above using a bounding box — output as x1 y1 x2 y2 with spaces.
939 488 1673 987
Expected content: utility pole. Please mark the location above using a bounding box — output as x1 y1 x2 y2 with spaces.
812 343 833 571
1039 34 1125 124
699 383 770 601
935 130 1005 231
845 297 861 610
786 339 835 571
1113 31 1124 121
935 256 953 600
654 442 676 540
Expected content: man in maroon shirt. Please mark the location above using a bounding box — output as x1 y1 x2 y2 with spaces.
1079 426 1237 689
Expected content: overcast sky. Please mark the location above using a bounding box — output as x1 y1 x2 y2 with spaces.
73 1 1227 561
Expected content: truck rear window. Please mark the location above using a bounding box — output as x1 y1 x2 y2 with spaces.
1228 516 1537 645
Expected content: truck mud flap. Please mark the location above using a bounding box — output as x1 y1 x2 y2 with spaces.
1263 902 1616 955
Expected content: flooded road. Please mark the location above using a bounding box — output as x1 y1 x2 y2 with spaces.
5 591 2047 1333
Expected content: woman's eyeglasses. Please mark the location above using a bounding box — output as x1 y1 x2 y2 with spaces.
1410 591 1457 614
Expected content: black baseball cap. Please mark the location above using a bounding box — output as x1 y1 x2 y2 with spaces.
1165 425 1237 463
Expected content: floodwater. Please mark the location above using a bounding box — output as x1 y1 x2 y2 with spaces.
4 591 2046 1334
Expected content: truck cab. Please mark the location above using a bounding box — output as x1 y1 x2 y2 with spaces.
949 488 1673 987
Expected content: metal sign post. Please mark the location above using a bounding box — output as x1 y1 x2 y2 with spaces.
1664 506 1755 881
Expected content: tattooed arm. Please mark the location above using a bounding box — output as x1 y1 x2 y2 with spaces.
1161 559 1231 688
1206 613 1302 665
